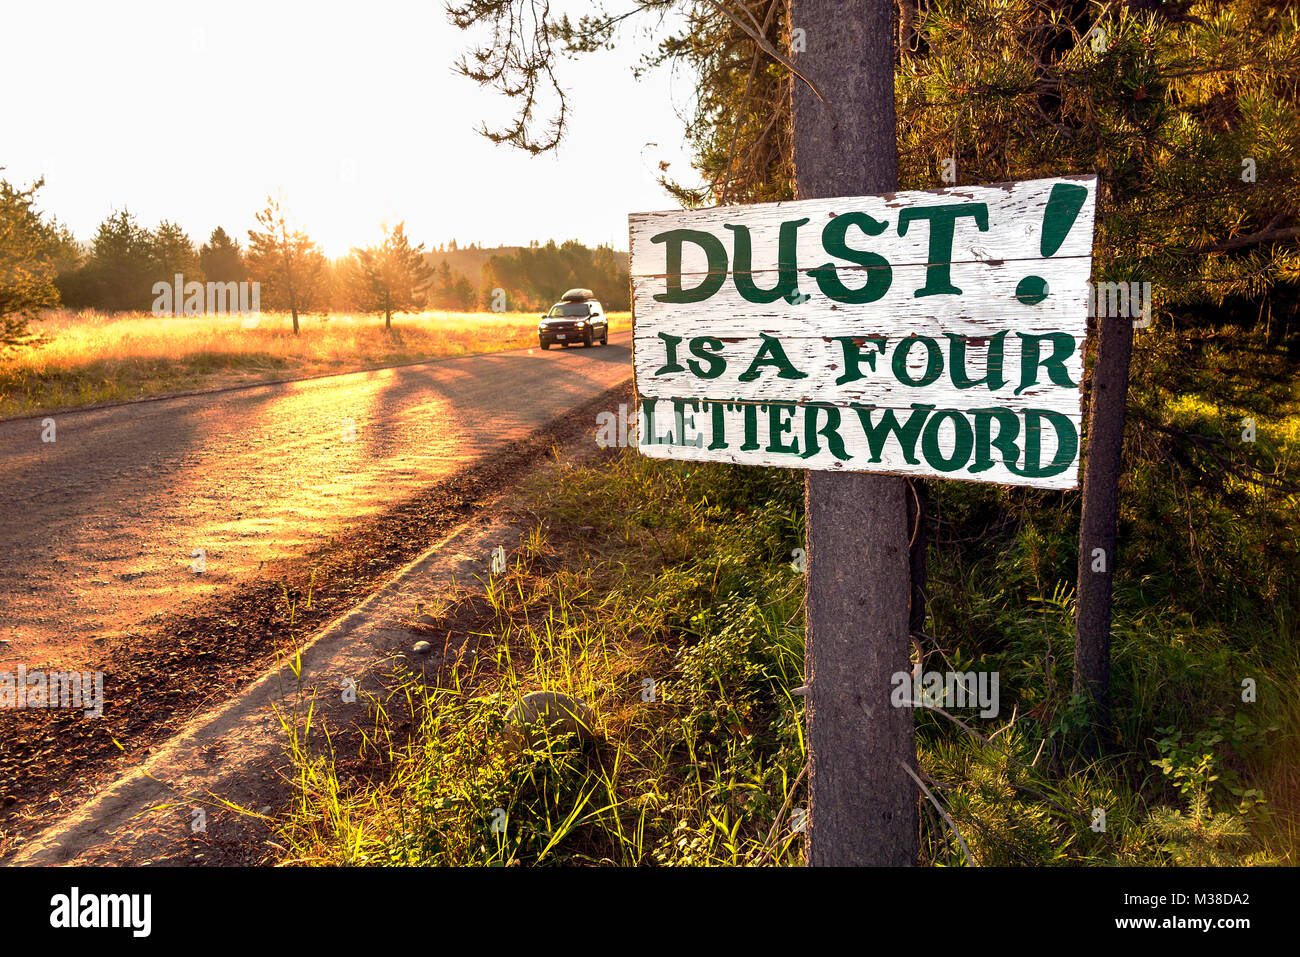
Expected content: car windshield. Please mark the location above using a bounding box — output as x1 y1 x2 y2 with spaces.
548 303 590 318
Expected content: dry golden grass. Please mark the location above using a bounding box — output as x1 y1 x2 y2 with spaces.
0 308 632 418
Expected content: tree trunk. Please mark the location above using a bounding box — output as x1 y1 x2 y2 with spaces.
1073 313 1134 746
291 307 300 336
792 0 917 866
386 310 392 330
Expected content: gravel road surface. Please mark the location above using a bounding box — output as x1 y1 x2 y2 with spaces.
0 333 632 671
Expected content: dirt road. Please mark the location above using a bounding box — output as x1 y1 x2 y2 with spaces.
0 334 632 671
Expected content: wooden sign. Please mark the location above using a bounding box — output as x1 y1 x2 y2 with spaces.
629 176 1098 489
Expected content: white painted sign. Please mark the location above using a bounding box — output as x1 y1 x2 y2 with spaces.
628 176 1098 489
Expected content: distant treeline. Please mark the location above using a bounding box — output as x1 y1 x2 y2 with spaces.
48 210 628 315
2 181 631 345
478 240 630 312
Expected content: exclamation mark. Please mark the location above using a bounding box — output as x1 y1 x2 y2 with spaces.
1014 182 1090 305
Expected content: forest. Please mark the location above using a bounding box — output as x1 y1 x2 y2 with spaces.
0 191 629 345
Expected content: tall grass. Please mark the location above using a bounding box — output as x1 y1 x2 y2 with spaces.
275 455 811 866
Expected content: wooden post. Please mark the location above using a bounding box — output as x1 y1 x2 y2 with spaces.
791 0 918 866
1073 312 1134 743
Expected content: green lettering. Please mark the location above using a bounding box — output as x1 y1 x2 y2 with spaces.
738 334 809 382
740 403 761 450
654 332 685 375
1015 333 1076 395
1019 409 1079 477
921 409 974 473
639 398 660 446
802 404 851 460
896 203 989 297
707 400 729 450
970 407 1021 473
946 331 1008 390
671 398 704 448
766 403 799 454
686 336 727 378
651 229 728 304
832 336 887 385
892 336 944 387
808 212 892 303
851 404 933 464
725 218 809 304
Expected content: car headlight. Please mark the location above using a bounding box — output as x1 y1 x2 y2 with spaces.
576 320 587 327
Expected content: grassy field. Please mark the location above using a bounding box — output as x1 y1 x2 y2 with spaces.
0 308 632 418
271 323 1300 866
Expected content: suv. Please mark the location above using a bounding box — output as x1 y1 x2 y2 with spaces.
538 288 608 349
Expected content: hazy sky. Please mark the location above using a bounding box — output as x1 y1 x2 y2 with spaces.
1 0 695 256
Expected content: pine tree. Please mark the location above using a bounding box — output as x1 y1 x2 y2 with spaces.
452 275 476 310
246 196 325 335
348 223 435 329
150 220 200 286
88 210 154 312
200 227 247 284
433 260 455 307
0 176 61 348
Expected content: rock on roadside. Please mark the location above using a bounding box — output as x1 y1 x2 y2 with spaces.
503 691 598 752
